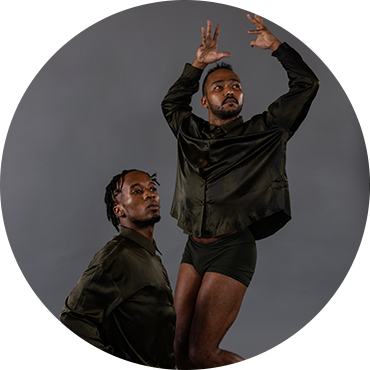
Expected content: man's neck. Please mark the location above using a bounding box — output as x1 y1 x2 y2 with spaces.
209 114 239 127
121 221 154 242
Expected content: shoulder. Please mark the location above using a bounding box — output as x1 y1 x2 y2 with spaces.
179 114 209 137
88 235 135 269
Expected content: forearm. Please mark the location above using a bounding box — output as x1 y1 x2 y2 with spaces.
191 59 208 70
273 42 319 83
60 307 123 370
59 265 121 353
161 63 203 135
267 42 319 134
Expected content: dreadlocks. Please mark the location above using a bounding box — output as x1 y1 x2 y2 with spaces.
104 169 160 232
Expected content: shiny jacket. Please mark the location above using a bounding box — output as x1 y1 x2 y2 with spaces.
162 43 319 240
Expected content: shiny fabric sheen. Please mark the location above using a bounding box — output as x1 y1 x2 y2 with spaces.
161 43 319 240
60 227 176 368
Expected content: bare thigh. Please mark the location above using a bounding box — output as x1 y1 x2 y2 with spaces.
190 271 247 352
173 263 202 354
174 264 247 368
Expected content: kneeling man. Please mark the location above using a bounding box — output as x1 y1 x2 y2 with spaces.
60 169 176 368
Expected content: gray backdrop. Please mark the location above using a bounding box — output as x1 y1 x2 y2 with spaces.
1 0 369 362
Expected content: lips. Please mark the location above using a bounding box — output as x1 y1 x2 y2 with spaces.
222 97 238 105
146 202 160 210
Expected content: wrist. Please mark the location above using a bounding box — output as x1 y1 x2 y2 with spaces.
269 40 282 52
192 59 208 70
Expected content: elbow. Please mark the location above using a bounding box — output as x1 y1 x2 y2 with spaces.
304 76 319 98
313 77 320 91
311 74 320 93
161 100 171 118
311 78 320 100
60 310 69 325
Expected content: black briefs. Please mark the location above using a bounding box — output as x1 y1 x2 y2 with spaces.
181 227 257 287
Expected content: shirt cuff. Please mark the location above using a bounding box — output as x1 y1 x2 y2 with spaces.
271 42 290 58
182 63 204 80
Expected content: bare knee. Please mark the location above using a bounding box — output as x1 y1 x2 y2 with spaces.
174 335 188 358
188 342 215 368
174 335 198 369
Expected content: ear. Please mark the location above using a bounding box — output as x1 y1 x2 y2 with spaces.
113 204 125 218
201 96 208 109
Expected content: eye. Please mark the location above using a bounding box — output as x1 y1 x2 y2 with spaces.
214 85 222 90
150 187 157 192
233 84 241 89
132 189 142 194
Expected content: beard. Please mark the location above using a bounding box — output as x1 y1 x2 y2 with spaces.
130 214 161 227
209 101 243 119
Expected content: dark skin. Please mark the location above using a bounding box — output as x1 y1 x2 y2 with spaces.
194 14 281 242
113 171 160 370
174 15 282 369
113 171 160 242
200 68 244 127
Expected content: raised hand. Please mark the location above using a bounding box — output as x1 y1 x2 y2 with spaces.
192 20 231 69
247 14 281 51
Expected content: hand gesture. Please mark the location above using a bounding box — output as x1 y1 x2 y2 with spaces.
193 20 231 69
247 14 281 51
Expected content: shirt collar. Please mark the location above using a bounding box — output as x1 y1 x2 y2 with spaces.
119 226 157 256
206 116 243 135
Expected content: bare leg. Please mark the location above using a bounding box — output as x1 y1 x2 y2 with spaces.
188 272 247 368
173 263 202 369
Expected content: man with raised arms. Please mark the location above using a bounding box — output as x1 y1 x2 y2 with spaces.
161 14 319 368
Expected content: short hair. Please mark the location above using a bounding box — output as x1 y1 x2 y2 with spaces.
104 169 159 231
202 62 234 96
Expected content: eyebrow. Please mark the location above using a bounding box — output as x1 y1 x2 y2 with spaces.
129 181 156 189
211 78 241 85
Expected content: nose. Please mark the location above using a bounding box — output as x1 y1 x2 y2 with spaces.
144 189 156 199
225 89 234 97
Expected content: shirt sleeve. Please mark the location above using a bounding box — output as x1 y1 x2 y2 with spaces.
161 63 204 137
266 42 319 137
60 265 123 354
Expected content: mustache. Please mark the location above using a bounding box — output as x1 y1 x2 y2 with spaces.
146 201 160 209
222 96 238 105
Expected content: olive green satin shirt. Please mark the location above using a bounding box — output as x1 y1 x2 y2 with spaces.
60 226 176 368
161 42 319 240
